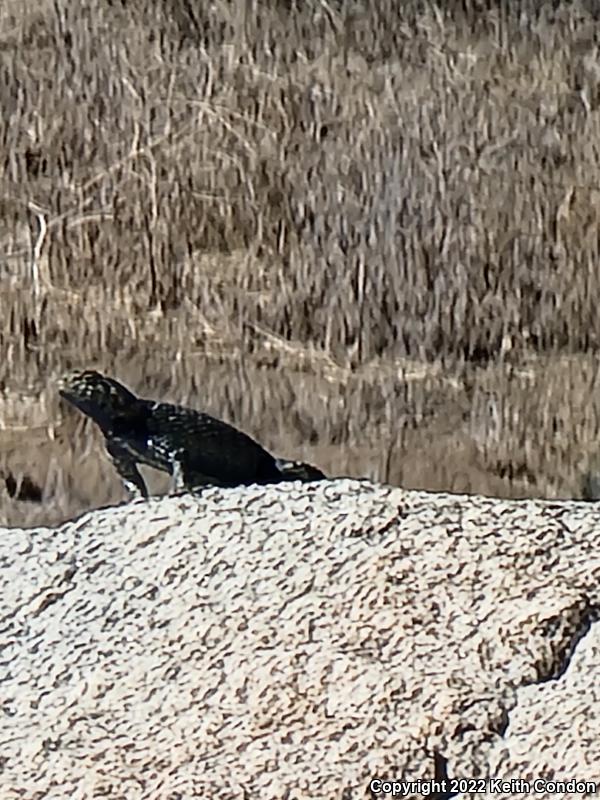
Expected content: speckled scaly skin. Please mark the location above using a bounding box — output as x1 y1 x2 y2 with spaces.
58 370 326 499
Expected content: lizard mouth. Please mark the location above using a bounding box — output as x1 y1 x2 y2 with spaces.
58 387 87 412
57 376 74 402
58 387 74 403
57 381 81 408
57 369 99 401
57 371 93 412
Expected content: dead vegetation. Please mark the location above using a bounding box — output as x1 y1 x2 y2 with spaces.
2 0 600 525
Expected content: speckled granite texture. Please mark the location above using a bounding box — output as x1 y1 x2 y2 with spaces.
1 480 599 799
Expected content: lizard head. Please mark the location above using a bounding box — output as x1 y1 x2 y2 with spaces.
58 370 138 428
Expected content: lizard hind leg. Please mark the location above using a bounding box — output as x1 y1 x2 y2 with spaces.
169 460 223 495
170 459 188 494
169 454 207 494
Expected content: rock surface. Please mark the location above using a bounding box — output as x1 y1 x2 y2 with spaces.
1 479 599 799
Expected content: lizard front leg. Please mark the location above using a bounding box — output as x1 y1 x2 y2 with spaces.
105 439 149 499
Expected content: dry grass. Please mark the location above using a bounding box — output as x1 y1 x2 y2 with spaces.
2 1 600 525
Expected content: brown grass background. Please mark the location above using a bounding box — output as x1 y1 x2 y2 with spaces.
3 0 600 526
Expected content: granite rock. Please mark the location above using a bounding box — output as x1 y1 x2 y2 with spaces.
1 480 599 799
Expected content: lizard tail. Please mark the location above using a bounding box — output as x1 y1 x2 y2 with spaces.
275 458 326 483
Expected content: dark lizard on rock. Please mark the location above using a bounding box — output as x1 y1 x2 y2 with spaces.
58 370 326 499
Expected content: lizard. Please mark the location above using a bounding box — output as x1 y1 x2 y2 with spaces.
58 369 326 499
